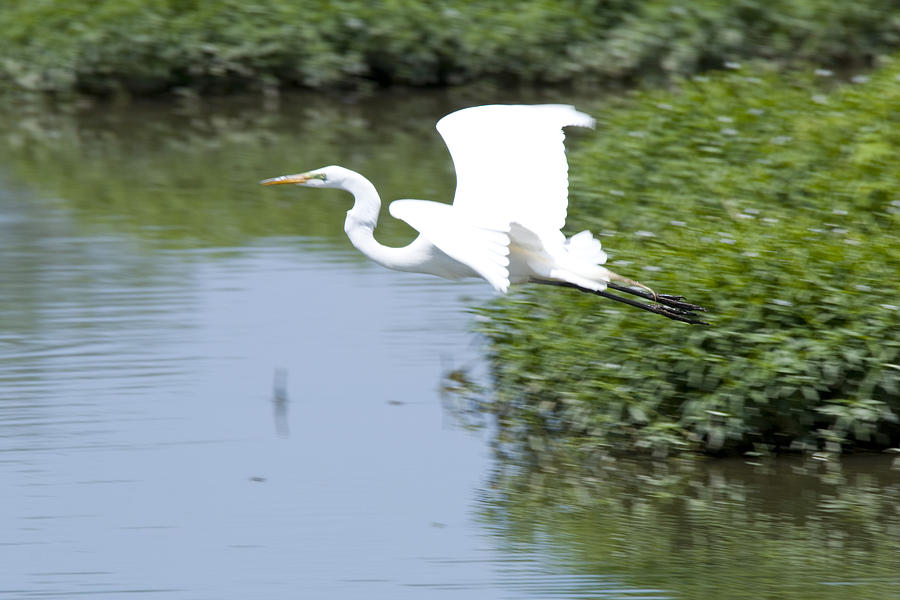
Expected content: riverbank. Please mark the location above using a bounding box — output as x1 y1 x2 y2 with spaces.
2 1 898 96
470 57 900 459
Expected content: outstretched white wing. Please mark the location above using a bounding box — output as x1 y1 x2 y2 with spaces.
436 104 595 238
389 199 512 292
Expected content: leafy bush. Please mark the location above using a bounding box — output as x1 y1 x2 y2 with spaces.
473 59 900 457
1 0 900 95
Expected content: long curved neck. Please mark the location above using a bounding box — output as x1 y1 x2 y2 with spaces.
341 171 420 271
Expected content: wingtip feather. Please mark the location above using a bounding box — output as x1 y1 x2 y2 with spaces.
437 104 594 132
554 104 595 129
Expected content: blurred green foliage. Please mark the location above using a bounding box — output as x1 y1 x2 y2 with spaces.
1 0 899 95
0 92 468 249
471 59 900 457
480 455 900 599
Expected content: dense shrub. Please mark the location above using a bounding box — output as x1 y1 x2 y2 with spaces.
1 0 900 95
472 59 900 457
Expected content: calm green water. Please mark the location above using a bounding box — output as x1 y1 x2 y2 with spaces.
1 92 898 599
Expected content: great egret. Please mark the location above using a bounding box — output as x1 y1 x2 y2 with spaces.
262 104 705 324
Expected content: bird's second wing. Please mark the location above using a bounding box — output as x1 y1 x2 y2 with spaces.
436 104 594 238
389 200 511 293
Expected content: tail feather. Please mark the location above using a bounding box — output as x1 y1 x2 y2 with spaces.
549 268 607 292
566 230 607 265
508 224 610 291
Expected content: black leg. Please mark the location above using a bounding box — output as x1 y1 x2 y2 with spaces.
532 279 709 325
606 282 707 313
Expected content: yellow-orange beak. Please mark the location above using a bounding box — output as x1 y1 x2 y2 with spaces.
260 173 313 186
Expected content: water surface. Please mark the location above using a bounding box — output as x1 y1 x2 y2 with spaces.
1 91 898 599
0 91 646 599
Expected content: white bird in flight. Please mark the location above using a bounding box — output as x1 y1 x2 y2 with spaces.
262 104 705 323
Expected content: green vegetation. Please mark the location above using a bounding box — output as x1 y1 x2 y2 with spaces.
480 456 900 599
0 92 462 248
468 59 900 458
1 0 899 95
4 0 899 458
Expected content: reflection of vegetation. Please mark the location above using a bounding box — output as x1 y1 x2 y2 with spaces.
2 1 899 95
475 59 900 456
0 187 199 394
0 93 474 250
481 456 900 599
0 89 601 251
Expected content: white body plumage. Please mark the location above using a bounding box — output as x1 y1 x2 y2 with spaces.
263 104 611 294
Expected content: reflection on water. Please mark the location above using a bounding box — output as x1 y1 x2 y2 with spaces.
1 92 899 599
0 188 495 598
271 367 290 438
0 92 653 600
477 453 900 600
0 88 599 250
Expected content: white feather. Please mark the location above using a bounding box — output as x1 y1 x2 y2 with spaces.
437 104 595 241
266 104 611 295
389 199 512 292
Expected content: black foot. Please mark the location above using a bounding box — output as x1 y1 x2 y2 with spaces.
535 280 710 325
